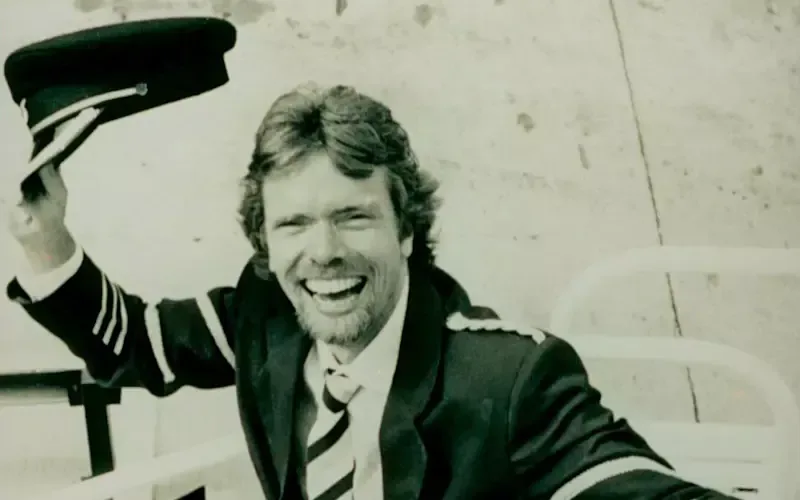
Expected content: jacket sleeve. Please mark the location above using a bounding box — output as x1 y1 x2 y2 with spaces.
6 247 238 397
507 335 739 499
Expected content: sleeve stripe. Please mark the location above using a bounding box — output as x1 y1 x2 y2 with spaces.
196 293 235 368
113 284 129 355
102 279 119 345
144 303 177 384
550 456 678 500
86 265 233 382
92 272 109 336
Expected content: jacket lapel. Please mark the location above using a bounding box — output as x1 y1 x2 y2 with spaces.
379 265 447 500
253 278 311 499
251 265 467 500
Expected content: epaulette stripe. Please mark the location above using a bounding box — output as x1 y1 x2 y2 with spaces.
446 312 547 343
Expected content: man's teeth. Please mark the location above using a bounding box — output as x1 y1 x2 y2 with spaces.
305 278 362 295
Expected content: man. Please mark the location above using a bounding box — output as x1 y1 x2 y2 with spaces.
3 83 737 499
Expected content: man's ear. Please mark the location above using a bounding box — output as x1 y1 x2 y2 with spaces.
401 232 413 258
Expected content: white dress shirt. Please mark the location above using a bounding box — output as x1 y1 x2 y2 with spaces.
295 267 409 500
15 245 84 300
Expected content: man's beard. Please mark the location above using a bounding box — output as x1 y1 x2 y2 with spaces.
287 255 405 348
295 300 374 346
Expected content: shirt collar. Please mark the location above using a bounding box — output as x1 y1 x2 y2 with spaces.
317 265 409 393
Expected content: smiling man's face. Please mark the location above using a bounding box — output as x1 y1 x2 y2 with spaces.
262 150 412 348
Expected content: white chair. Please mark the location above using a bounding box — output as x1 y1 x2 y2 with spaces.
550 246 800 499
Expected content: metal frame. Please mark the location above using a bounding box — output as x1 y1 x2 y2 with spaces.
549 245 800 499
0 369 166 500
0 370 121 481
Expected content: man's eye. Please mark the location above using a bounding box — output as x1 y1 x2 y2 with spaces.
276 219 306 229
343 213 373 223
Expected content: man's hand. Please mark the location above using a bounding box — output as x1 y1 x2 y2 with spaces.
1 163 76 274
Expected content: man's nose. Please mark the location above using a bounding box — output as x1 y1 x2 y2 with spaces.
307 222 345 265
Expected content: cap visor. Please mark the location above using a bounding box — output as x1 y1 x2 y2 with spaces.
19 107 102 201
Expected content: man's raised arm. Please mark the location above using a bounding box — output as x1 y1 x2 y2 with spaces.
3 164 238 397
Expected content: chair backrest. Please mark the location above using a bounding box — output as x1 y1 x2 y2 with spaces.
627 419 776 499
549 246 800 500
566 334 789 499
26 432 248 500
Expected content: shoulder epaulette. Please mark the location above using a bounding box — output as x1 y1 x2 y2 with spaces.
445 312 547 343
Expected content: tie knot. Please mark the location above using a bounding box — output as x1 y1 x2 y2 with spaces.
322 369 360 413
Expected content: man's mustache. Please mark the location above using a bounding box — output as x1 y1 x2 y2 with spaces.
297 259 370 280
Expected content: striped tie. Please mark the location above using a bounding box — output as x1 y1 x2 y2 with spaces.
305 368 361 500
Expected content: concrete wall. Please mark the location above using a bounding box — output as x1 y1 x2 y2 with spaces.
0 0 798 497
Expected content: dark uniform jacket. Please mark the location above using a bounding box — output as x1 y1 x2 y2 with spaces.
7 252 736 499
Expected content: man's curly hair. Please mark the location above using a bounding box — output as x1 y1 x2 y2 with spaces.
237 83 442 279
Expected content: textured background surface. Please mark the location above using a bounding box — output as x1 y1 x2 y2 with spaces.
0 0 798 497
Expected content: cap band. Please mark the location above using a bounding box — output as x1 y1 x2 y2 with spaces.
29 106 104 171
29 83 148 136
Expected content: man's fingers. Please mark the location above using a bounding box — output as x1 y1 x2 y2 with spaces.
38 163 66 197
0 164 61 214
